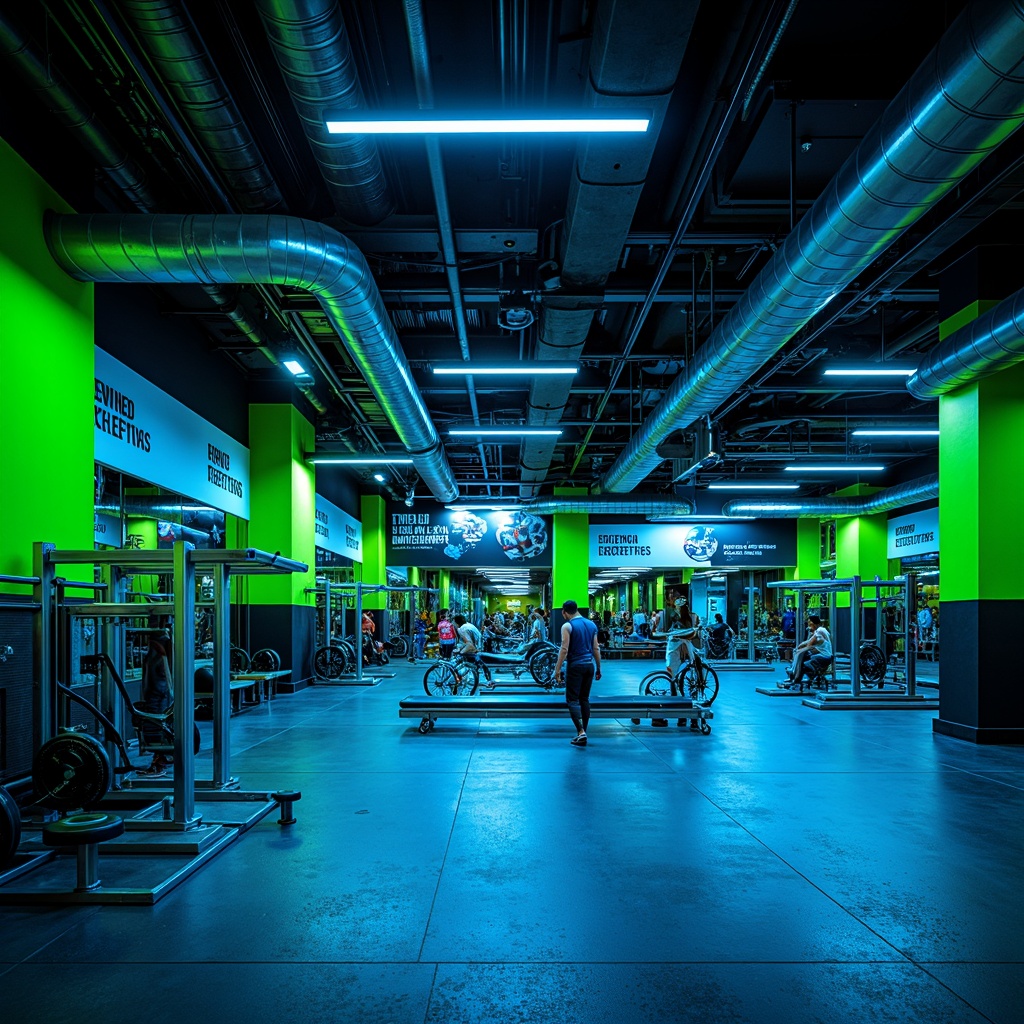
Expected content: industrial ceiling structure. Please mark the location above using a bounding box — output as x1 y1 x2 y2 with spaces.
3 0 1024 516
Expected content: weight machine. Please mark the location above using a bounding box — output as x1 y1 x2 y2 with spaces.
764 574 938 710
305 581 437 683
0 541 308 905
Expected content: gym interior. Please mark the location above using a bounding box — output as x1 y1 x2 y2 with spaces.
1 1 1022 1021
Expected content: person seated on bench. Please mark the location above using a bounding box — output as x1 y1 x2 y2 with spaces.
786 614 833 687
452 613 483 672
514 608 547 655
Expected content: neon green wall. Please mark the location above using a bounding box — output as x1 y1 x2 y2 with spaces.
247 404 316 604
438 568 451 610
940 361 1024 602
359 494 387 608
0 140 94 575
552 512 589 607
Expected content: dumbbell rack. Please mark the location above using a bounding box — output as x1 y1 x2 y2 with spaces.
0 541 308 905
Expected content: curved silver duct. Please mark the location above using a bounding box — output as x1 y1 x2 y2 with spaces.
45 213 459 503
519 0 698 499
120 0 283 210
524 496 693 516
722 474 938 518
254 0 394 225
600 0 1024 493
907 283 1024 398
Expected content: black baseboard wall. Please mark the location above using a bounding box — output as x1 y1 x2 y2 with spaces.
245 604 316 692
933 599 1024 744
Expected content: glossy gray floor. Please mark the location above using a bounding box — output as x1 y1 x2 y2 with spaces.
2 659 1022 1024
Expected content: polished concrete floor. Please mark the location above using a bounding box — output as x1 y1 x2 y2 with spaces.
1 658 1021 1024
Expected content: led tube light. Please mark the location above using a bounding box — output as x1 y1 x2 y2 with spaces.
449 428 561 436
784 465 885 472
823 368 915 376
307 456 414 464
432 363 577 375
851 429 939 436
326 114 650 135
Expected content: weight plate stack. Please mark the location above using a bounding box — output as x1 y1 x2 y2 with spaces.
32 732 113 811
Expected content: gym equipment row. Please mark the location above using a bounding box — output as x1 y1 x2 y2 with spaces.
306 581 437 684
762 573 937 710
0 542 308 904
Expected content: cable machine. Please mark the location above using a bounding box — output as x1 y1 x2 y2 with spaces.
764 574 937 710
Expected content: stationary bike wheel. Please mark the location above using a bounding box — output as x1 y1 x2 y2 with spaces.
529 648 558 688
423 662 458 696
390 635 410 658
314 645 346 679
859 644 887 686
640 670 673 696
683 662 720 705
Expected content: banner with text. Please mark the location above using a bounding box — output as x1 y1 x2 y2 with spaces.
589 520 796 567
887 506 938 559
315 494 363 561
94 348 250 518
385 506 552 567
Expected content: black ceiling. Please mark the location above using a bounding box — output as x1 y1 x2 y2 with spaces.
3 0 1020 505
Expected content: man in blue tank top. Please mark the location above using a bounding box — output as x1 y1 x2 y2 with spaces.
553 599 602 746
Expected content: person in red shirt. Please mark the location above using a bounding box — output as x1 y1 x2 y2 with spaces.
436 609 457 661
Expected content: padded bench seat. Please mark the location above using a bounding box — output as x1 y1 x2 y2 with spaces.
399 694 712 734
196 670 291 714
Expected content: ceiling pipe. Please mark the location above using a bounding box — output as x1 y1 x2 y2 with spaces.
519 0 699 499
722 474 938 518
524 496 694 516
600 0 1024 494
0 11 332 417
254 0 395 225
401 0 491 496
119 0 283 210
907 284 1024 398
45 213 460 503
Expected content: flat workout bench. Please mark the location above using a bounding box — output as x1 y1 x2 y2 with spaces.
399 694 713 734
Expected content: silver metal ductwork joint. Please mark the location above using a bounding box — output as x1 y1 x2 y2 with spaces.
523 496 693 516
907 284 1024 398
721 475 938 518
600 0 1024 493
45 213 459 503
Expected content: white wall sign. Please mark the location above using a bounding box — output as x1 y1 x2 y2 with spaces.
589 520 796 567
94 512 121 546
887 506 939 559
94 348 250 518
315 494 363 560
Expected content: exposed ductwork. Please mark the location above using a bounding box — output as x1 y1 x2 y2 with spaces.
519 0 698 499
600 0 1024 493
907 283 1024 398
254 0 394 225
523 495 694 516
119 0 284 211
0 11 331 416
721 474 938 518
45 213 460 503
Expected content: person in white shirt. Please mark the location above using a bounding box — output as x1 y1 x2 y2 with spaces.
633 607 647 638
786 615 833 687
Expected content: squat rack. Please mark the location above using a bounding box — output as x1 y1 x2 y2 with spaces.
766 574 937 710
0 540 308 905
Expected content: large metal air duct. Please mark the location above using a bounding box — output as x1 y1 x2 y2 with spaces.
907 283 1024 398
600 0 1024 493
524 495 694 516
254 0 394 225
519 0 698 498
45 213 459 503
120 0 284 210
721 475 938 518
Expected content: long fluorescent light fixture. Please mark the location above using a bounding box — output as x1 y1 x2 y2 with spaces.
706 484 800 491
446 504 523 512
851 429 939 436
432 362 577 376
307 455 414 465
325 112 650 135
823 368 915 377
784 465 884 472
449 428 561 436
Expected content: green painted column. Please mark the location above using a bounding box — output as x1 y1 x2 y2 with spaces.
359 494 387 609
248 403 317 685
552 514 590 609
438 569 451 610
936 346 1024 742
0 140 93 575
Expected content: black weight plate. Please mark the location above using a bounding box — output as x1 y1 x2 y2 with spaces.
250 648 280 672
33 732 113 811
0 786 21 866
194 722 202 755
